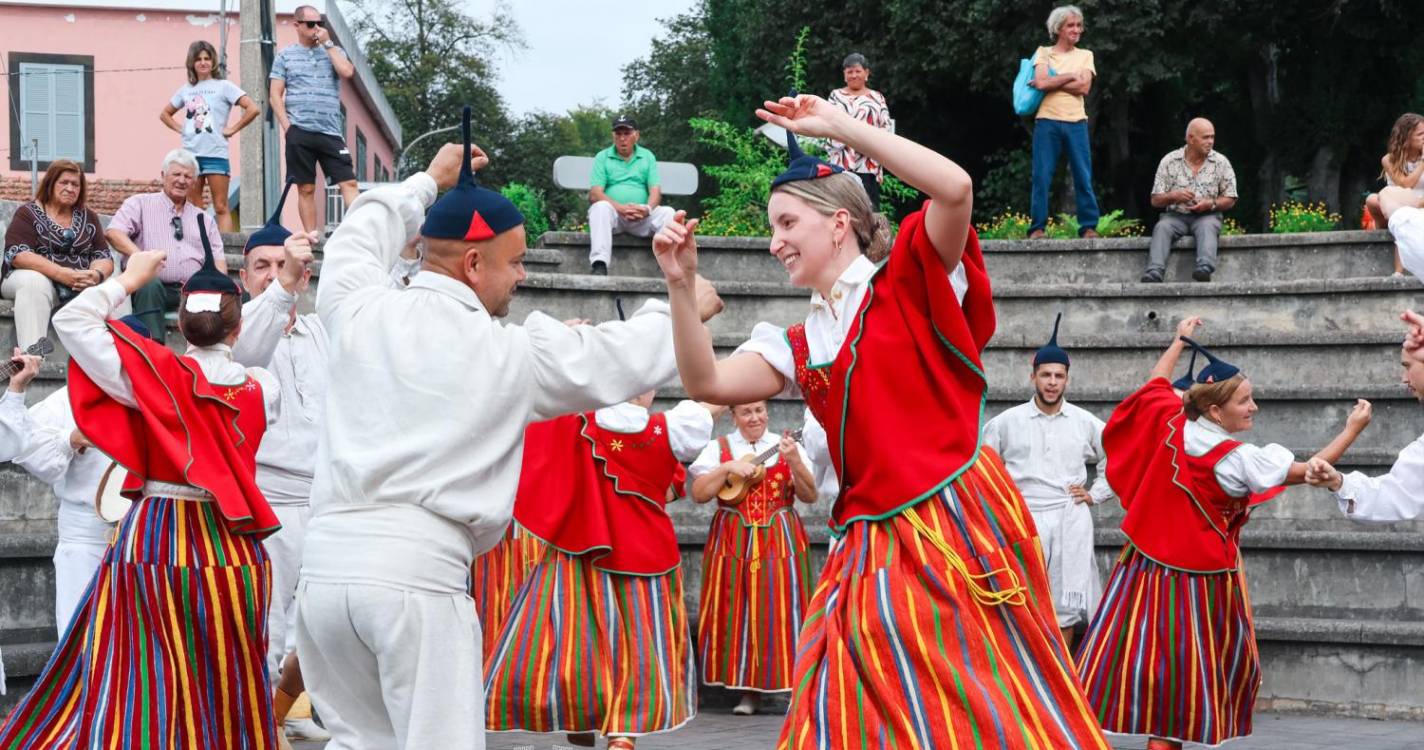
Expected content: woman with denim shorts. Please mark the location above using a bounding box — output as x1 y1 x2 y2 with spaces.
161 40 259 232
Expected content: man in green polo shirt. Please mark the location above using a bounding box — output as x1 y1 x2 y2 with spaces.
587 114 675 275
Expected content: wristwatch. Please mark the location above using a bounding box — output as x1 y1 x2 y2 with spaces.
322 40 335 49
1210 198 1217 211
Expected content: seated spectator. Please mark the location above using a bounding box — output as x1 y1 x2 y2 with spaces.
586 114 674 275
1141 118 1237 283
826 52 892 205
2 160 113 348
1364 113 1424 276
104 148 224 340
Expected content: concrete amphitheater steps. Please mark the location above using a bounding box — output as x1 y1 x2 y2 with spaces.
535 230 1400 285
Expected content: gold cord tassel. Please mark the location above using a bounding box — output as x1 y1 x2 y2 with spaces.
904 506 1027 607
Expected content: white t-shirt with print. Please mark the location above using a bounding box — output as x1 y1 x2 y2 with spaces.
169 79 246 159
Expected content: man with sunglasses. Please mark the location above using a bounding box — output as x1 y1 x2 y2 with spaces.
105 148 224 340
271 5 357 234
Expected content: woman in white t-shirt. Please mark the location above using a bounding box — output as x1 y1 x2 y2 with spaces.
160 40 259 233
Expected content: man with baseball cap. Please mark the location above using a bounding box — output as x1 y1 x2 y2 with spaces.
586 114 675 275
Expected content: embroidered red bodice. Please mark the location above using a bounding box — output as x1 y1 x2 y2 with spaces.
715 434 795 526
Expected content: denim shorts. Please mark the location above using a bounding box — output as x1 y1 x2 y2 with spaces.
196 156 231 176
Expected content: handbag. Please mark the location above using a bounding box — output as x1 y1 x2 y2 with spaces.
1013 58 1055 116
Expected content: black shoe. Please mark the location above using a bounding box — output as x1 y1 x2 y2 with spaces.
1192 267 1213 282
590 260 608 276
1139 269 1164 283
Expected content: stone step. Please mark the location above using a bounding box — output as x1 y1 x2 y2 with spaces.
0 532 1419 719
507 272 1424 345
534 230 1400 285
646 382 1422 455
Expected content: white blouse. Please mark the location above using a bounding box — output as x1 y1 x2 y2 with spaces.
51 279 281 423
688 428 813 478
1336 431 1424 522
734 254 967 397
1184 417 1294 498
594 400 713 463
981 399 1113 510
0 388 114 545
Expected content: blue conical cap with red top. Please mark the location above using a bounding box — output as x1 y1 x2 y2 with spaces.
420 105 524 242
770 90 844 189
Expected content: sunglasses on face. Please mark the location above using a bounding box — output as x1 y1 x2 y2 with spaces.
299 20 322 28
170 216 184 242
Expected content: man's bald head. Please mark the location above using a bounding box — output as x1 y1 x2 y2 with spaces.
420 227 528 317
1185 118 1216 158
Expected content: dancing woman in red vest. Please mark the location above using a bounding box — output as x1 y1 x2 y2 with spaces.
484 393 715 749
652 92 1110 749
0 226 286 749
1077 318 1371 750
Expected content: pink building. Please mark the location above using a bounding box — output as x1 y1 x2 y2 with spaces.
0 0 401 228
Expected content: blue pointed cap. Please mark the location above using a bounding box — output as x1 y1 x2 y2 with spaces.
1179 336 1240 384
1032 313 1070 368
421 106 524 241
181 216 240 296
1172 348 1199 390
243 181 294 254
115 314 151 341
770 90 844 189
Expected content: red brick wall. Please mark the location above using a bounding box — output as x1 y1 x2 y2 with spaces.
0 176 171 216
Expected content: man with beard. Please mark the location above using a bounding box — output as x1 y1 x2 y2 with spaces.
981 313 1113 643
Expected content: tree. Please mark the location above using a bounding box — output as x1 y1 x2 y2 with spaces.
351 0 523 178
498 106 618 230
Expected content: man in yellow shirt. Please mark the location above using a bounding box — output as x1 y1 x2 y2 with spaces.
1029 5 1101 239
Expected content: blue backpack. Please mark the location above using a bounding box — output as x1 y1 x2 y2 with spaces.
1013 58 1055 116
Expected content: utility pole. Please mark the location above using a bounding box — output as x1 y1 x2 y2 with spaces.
238 0 272 231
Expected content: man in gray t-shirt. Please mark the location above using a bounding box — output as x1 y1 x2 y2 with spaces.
271 4 358 232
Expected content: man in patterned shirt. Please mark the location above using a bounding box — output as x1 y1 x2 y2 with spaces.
1141 118 1238 284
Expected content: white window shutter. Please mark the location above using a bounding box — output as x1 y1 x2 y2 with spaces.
17 61 86 164
51 64 85 161
19 63 53 160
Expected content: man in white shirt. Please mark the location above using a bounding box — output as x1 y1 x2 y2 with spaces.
1308 309 1424 520
293 118 722 749
981 315 1112 642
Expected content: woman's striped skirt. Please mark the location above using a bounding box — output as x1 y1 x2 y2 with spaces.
778 448 1110 750
484 548 696 738
1074 545 1259 745
0 496 276 750
697 507 813 693
471 522 544 663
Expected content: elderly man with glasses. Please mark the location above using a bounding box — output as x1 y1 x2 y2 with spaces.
105 148 225 341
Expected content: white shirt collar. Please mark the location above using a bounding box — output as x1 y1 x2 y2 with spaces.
185 342 233 358
407 271 486 313
594 401 651 433
1193 416 1230 437
1027 398 1070 419
809 255 876 311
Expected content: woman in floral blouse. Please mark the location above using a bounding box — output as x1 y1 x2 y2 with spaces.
2 159 112 348
826 52 892 205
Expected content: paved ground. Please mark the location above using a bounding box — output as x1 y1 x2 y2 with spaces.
293 710 1424 748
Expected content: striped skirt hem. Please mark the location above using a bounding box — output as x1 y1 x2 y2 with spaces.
1074 544 1259 745
698 507 813 693
777 448 1110 750
0 496 276 750
484 547 696 736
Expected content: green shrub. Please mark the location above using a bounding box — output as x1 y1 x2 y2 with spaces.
1269 201 1340 233
500 182 550 245
1221 216 1246 236
1051 209 1143 238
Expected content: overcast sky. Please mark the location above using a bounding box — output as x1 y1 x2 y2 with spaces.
465 0 698 117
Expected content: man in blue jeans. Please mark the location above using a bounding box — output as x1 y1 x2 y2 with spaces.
1029 5 1100 239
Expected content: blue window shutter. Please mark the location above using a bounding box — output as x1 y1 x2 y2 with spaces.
18 62 86 163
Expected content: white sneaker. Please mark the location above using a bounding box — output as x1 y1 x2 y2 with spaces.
285 717 331 741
